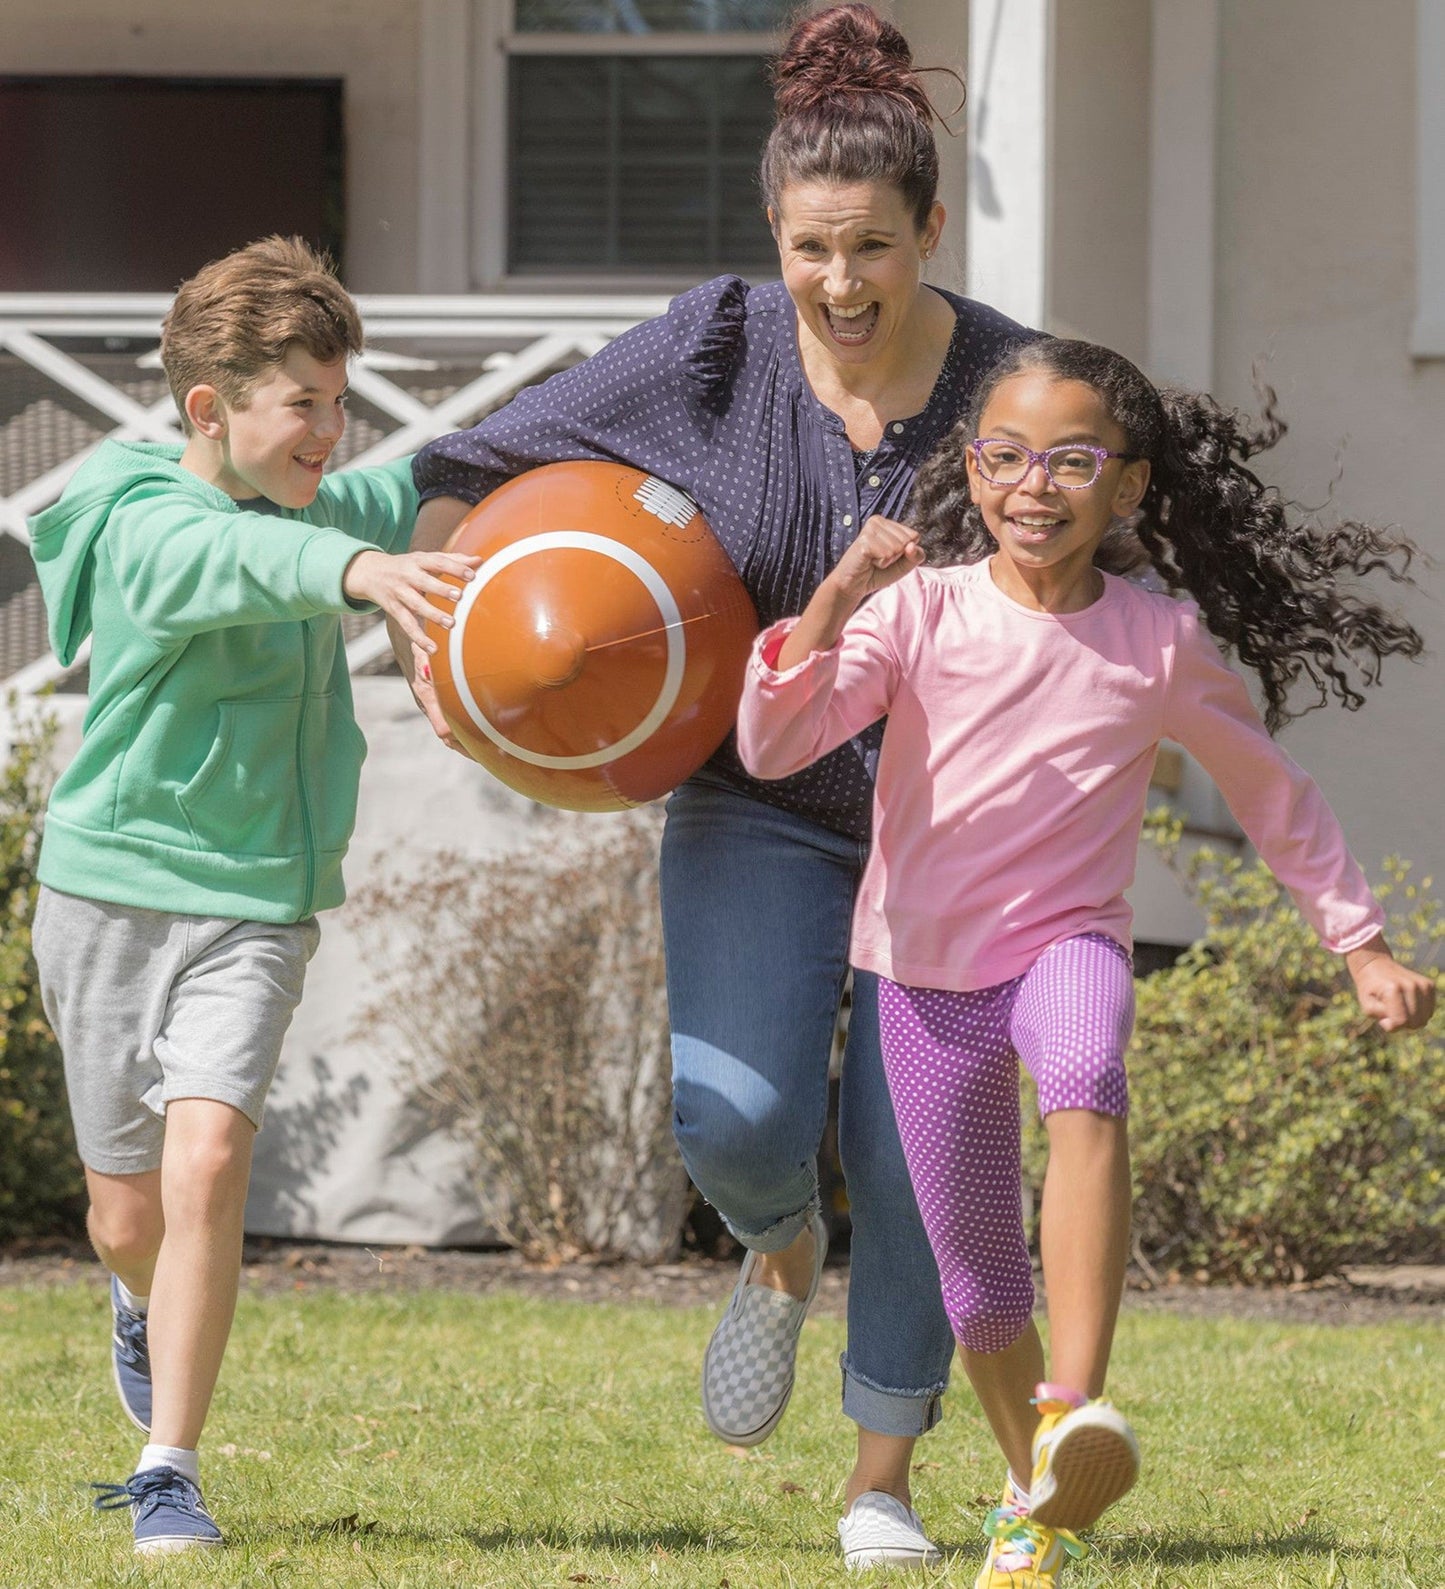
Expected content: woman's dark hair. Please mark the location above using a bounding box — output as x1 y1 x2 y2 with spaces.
909 338 1426 732
760 3 955 232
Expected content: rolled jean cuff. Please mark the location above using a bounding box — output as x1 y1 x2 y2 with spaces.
725 1193 821 1255
840 1353 947 1437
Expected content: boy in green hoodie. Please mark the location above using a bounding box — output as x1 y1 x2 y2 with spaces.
28 236 478 1556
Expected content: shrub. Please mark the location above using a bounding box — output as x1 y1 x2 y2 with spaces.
353 809 686 1264
1024 811 1444 1282
0 702 85 1241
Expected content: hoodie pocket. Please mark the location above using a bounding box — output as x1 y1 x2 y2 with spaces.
178 698 304 858
306 691 368 857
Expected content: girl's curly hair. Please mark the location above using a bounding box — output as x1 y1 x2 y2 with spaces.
909 338 1425 732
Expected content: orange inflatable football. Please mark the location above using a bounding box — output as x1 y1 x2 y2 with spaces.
426 461 759 811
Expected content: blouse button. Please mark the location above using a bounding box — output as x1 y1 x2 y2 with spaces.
842 514 854 527
891 422 905 434
867 474 881 488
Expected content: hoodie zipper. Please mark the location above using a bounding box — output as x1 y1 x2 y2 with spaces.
296 619 316 915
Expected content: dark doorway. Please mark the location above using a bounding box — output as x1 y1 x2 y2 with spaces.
0 76 345 291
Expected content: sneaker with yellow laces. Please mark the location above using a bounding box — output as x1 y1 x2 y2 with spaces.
1027 1382 1139 1531
973 1486 1085 1589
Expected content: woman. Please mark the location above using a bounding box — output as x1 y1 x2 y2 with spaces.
405 4 1036 1565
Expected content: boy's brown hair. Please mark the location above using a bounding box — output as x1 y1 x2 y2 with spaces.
160 235 363 433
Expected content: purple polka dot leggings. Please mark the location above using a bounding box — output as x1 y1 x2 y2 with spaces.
878 934 1135 1354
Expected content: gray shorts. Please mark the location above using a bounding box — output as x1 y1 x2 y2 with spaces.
32 886 320 1176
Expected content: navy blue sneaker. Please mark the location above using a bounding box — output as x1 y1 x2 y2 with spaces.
92 1466 222 1554
109 1276 151 1432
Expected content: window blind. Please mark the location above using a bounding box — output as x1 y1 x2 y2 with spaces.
508 53 777 272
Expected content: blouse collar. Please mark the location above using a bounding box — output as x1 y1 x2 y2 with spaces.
768 281 970 444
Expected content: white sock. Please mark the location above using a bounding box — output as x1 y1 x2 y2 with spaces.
136 1444 200 1486
114 1278 149 1313
1007 1471 1032 1508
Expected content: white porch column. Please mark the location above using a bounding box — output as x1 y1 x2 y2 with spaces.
417 0 473 292
966 0 1052 329
1146 0 1221 387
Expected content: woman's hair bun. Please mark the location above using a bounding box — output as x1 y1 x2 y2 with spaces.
773 3 934 125
759 4 951 229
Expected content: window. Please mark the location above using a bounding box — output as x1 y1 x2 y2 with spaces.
500 0 790 277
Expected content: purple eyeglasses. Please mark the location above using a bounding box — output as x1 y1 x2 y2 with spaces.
970 438 1141 490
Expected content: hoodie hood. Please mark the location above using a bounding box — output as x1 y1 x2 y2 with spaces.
28 441 233 665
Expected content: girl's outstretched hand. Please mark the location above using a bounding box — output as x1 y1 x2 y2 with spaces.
343 549 482 652
1345 937 1437 1031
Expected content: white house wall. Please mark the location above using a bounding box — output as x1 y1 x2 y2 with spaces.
1211 0 1445 905
915 0 1445 915
893 0 970 292
1048 0 1152 365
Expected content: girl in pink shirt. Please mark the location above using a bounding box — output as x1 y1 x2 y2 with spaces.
737 337 1436 1588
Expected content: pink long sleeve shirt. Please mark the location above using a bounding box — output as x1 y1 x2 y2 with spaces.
737 562 1385 993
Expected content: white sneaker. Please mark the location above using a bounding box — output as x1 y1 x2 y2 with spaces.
837 1491 942 1570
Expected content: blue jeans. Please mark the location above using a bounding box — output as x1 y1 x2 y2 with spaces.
660 777 953 1437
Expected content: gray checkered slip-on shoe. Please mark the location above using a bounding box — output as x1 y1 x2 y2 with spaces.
837 1491 942 1570
701 1210 827 1446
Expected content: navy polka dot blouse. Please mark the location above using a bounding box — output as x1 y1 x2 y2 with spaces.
414 276 1035 842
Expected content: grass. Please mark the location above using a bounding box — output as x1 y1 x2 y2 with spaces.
0 1281 1438 1587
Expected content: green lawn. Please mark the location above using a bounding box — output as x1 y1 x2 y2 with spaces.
0 1283 1437 1586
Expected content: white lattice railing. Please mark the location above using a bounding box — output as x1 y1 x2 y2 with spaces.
0 292 670 694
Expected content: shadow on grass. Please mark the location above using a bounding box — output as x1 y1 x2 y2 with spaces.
255 1518 1365 1569
261 1518 752 1555
462 1524 754 1554
1093 1523 1362 1568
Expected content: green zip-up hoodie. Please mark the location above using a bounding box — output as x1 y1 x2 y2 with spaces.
30 441 419 923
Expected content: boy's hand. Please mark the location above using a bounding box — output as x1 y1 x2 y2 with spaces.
1345 938 1437 1031
343 549 481 652
828 516 925 607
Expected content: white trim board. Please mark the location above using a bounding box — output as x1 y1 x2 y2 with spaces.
1411 0 1445 356
966 0 1052 329
1146 0 1220 389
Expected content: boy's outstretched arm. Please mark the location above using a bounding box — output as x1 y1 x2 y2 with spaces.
1344 936 1438 1031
